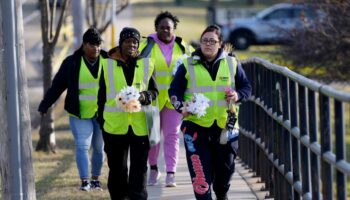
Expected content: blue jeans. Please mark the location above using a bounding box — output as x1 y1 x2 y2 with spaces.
69 116 104 179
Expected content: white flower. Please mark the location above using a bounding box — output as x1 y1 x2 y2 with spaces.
116 86 141 113
183 93 210 118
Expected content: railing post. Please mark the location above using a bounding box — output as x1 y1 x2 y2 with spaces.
334 100 346 200
308 90 320 200
298 85 311 199
282 75 293 200
319 94 333 200
290 81 301 199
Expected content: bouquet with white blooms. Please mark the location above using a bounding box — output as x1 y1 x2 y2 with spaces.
116 86 141 113
183 93 210 118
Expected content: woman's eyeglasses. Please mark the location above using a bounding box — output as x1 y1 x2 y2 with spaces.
200 38 219 45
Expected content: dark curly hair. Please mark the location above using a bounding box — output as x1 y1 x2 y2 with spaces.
154 11 180 30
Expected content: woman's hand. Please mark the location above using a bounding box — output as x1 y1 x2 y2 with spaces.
181 102 191 117
225 90 238 103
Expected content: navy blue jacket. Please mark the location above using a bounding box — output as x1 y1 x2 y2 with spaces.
168 48 252 113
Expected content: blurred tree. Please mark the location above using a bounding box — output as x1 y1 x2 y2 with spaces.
86 0 129 34
246 0 255 5
36 0 70 153
175 0 183 6
207 0 219 25
72 0 86 49
281 1 350 81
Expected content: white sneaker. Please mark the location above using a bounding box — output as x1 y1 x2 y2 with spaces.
80 180 91 191
148 169 161 186
165 173 176 187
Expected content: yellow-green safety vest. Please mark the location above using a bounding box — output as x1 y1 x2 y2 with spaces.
139 39 192 110
183 55 238 128
71 56 104 119
102 58 155 136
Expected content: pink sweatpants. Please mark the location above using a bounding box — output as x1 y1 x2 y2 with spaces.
148 107 182 173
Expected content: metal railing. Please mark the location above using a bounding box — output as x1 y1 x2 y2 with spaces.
238 57 350 200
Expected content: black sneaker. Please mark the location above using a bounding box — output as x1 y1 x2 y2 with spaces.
80 180 91 191
216 194 228 200
90 180 103 191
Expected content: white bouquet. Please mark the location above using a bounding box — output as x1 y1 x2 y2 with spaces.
116 86 141 113
183 93 210 118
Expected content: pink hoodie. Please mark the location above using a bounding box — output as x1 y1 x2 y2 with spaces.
149 33 175 67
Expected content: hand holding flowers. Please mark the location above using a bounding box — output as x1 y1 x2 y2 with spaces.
116 86 142 113
181 93 210 118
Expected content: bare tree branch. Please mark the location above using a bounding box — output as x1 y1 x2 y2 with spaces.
51 0 70 46
86 0 129 34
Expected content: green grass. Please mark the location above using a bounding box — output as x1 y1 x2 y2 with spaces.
32 130 110 200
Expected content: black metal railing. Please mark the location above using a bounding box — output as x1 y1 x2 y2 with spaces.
238 57 350 200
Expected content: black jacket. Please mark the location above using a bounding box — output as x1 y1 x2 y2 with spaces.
38 46 108 118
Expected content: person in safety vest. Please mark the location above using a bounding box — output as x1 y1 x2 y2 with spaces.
38 27 107 191
138 11 193 187
97 27 158 200
168 25 252 200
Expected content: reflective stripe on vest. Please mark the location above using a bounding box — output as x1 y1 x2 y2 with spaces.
183 56 237 128
102 58 153 135
77 56 103 118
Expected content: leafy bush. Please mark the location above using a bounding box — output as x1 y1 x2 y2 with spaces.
281 1 350 81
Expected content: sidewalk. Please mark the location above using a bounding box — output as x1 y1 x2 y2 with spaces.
147 134 260 200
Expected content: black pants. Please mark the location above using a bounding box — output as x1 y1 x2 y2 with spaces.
181 121 236 200
102 126 149 200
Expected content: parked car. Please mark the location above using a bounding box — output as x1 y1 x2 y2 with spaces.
220 3 319 50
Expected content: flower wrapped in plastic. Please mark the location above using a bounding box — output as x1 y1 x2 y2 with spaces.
116 86 141 113
220 87 238 144
183 93 210 118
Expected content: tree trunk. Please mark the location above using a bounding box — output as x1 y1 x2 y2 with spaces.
36 0 70 153
15 0 36 198
0 2 11 199
72 0 85 49
36 46 56 153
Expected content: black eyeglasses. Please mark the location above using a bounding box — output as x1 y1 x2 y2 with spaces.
200 38 219 45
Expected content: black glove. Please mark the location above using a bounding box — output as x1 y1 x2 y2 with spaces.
139 91 153 105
